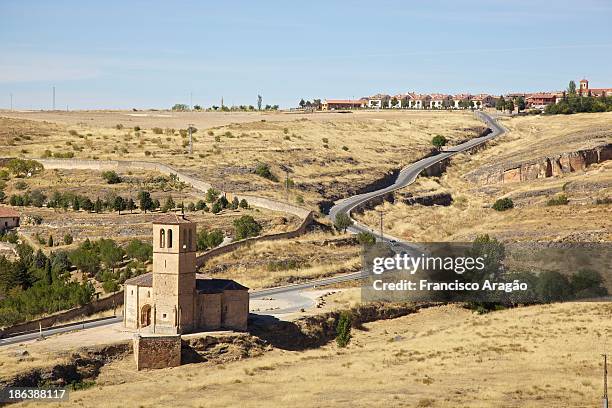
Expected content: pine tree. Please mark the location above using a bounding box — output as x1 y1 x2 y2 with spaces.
45 259 52 285
94 197 103 213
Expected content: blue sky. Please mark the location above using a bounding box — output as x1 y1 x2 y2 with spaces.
1 0 611 109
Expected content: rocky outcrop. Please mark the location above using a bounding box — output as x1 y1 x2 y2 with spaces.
476 143 612 184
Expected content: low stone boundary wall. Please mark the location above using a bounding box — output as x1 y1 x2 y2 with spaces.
36 158 311 218
133 334 181 370
196 211 314 267
0 291 123 338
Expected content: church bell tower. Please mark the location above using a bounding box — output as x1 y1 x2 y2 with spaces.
151 214 197 334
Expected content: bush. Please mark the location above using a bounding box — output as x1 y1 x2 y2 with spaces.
152 127 163 134
102 278 119 293
492 198 514 211
102 170 122 184
233 215 262 240
63 234 73 245
357 232 376 245
336 311 352 348
254 163 278 182
546 194 569 206
239 199 249 209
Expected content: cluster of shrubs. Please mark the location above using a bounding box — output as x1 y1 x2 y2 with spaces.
546 194 569 206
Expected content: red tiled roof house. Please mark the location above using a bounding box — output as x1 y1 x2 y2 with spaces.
0 207 20 232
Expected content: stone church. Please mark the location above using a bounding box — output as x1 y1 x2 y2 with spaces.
123 214 249 334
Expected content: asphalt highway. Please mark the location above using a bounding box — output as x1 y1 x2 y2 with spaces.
328 111 506 250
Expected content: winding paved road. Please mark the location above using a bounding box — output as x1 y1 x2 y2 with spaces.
328 110 506 247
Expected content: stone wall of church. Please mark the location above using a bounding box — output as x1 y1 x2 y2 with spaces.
196 293 222 330
221 290 249 331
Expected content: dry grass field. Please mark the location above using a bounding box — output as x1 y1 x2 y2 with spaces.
356 112 612 242
1 110 482 208
11 301 610 408
200 232 360 289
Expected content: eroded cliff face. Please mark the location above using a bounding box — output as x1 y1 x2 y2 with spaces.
471 144 611 184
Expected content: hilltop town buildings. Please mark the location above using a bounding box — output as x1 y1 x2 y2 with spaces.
320 78 610 111
124 214 249 334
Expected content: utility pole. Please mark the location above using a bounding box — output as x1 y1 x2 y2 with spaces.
188 123 194 155
10 93 13 111
52 86 55 110
604 354 609 408
377 210 384 241
285 169 289 202
190 92 193 111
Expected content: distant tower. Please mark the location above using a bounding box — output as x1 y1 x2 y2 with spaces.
580 78 589 92
152 214 197 334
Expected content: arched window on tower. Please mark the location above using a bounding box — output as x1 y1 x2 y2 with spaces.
160 229 165 248
167 229 173 248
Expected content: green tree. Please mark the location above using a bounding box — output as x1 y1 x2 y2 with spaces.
196 229 224 250
162 196 175 213
97 239 125 271
63 233 73 245
568 80 577 95
336 311 352 348
102 170 122 184
506 99 515 112
239 199 249 209
44 259 53 285
570 269 607 298
138 191 154 213
81 197 94 212
113 196 126 214
516 96 526 112
233 215 262 240
69 247 100 276
431 135 447 150
6 159 44 177
495 96 506 111
334 212 353 233
211 201 222 214
126 198 136 213
48 235 54 247
205 188 220 203
94 197 103 213
125 239 153 262
536 271 573 302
